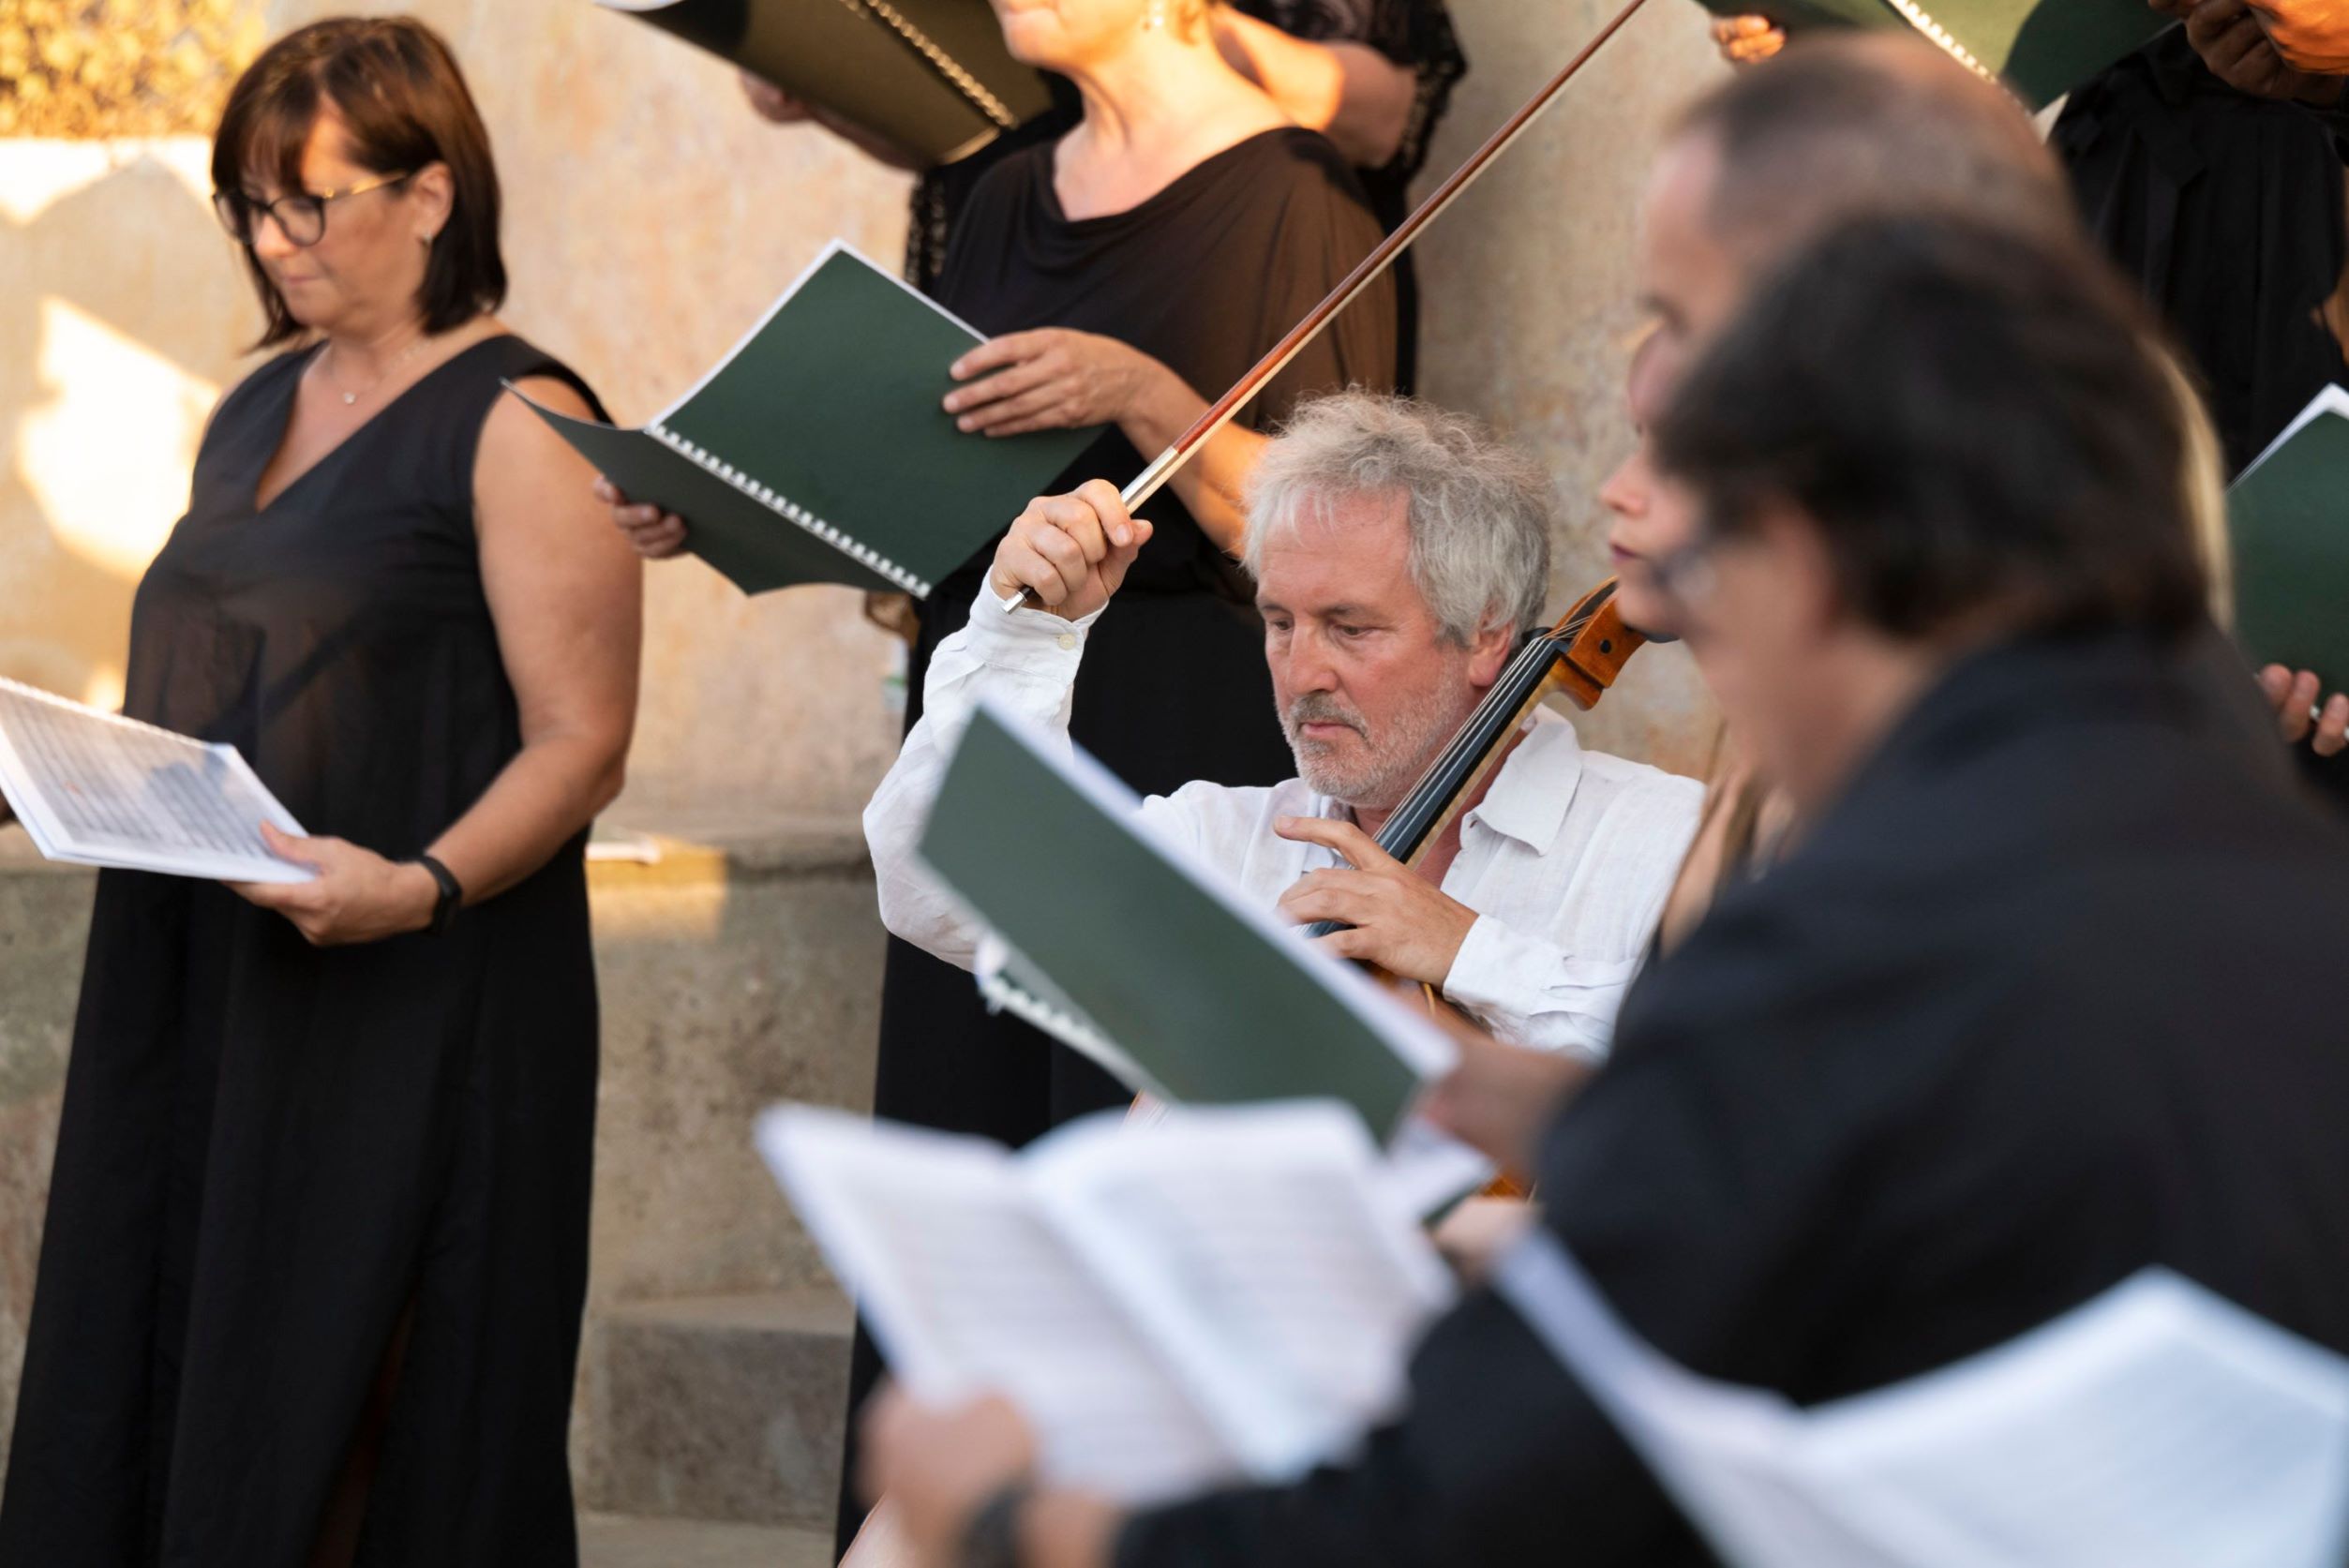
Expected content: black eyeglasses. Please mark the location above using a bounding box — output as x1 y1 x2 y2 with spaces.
212 172 412 248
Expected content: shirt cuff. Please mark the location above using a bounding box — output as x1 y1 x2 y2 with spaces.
1442 914 1521 1017
1441 915 1625 1062
962 584 1104 666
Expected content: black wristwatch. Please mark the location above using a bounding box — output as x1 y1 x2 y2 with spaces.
412 853 463 937
960 1481 1035 1568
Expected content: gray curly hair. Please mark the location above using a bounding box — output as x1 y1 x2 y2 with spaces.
1242 392 1553 645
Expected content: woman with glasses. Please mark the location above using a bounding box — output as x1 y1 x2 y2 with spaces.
0 18 639 1568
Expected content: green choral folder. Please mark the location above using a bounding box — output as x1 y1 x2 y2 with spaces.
1694 0 2170 106
2229 384 2349 693
916 701 1456 1139
516 242 1098 598
599 0 1052 166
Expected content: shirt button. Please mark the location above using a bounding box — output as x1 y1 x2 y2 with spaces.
1056 633 1077 650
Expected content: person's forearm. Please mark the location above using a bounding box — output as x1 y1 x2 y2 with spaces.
1115 365 1264 555
865 595 1093 966
425 731 627 906
1022 1491 1125 1568
1215 9 1417 168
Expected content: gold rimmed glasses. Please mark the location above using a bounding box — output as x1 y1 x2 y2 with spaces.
212 172 412 248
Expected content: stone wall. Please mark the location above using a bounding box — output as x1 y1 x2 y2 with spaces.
0 850 88 1485
3 0 1729 808
1415 0 1728 779
0 831 883 1489
1 0 914 818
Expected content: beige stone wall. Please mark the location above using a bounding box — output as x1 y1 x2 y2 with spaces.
291 0 918 819
3 0 1730 814
1417 0 1728 780
0 0 913 817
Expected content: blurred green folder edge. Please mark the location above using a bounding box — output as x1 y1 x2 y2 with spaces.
2227 383 2349 692
1691 0 2171 108
918 700 1457 1136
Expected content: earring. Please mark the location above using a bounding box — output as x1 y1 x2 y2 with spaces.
1142 0 1167 29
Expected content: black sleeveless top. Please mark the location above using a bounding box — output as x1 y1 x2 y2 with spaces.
0 334 609 1566
128 334 604 844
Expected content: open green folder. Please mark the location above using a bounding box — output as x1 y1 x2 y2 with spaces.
1693 0 2169 106
516 242 1099 597
599 0 1053 166
915 701 1456 1139
2229 384 2349 694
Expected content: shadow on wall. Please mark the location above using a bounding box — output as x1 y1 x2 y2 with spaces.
0 142 257 705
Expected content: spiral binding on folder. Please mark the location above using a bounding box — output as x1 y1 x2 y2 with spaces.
645 420 933 596
841 0 1023 129
974 945 1156 1095
1883 0 1996 84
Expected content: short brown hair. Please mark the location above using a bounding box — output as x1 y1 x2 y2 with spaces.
213 17 505 347
1672 34 2075 267
1654 215 2206 644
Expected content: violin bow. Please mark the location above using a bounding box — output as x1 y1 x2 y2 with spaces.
997 0 1656 611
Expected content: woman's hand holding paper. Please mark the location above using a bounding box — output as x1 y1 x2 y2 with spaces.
226 823 441 947
946 328 1170 439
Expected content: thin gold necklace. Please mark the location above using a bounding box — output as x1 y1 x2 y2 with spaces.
322 332 433 407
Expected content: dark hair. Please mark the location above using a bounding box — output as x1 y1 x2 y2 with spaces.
212 17 504 346
1652 215 2207 643
1671 34 2076 266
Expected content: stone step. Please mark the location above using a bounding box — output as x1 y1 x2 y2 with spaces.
576 1286 855 1532
578 1510 834 1568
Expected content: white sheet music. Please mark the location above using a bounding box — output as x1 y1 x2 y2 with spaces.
0 678 310 883
758 1107 1234 1501
1035 1103 1455 1480
1495 1232 2349 1568
758 1101 1455 1501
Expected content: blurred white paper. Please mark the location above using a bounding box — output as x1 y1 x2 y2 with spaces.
0 678 311 883
758 1099 1454 1502
1495 1232 2349 1568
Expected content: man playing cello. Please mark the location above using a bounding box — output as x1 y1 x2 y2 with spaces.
865 391 1701 1061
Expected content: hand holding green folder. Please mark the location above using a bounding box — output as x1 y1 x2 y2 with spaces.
2228 385 2349 694
1691 0 2170 106
516 242 1099 598
599 0 1053 167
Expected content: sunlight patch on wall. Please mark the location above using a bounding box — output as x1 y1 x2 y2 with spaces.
0 134 212 224
18 294 218 582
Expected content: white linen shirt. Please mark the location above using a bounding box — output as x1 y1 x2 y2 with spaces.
864 590 1705 1061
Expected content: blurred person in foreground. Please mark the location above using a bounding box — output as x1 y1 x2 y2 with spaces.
855 202 2349 1568
1713 2 2349 774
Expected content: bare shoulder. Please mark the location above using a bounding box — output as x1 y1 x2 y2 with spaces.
477 371 598 474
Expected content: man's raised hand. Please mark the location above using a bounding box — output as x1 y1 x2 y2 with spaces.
989 479 1153 622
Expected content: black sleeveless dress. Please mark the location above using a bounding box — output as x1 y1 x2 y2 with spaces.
0 336 606 1567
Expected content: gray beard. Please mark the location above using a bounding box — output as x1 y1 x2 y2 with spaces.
1282 681 1474 811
